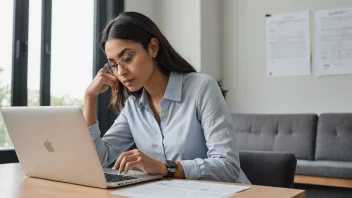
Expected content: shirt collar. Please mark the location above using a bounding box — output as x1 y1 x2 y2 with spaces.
138 71 183 108
138 89 149 108
163 71 183 102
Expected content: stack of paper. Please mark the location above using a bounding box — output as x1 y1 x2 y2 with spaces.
111 180 250 198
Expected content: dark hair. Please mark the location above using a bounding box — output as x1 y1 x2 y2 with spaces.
100 12 227 112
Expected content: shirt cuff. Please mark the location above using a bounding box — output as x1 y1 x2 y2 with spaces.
88 121 101 141
179 159 202 180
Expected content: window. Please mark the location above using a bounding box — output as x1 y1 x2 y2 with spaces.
0 0 123 154
50 0 94 108
0 0 14 148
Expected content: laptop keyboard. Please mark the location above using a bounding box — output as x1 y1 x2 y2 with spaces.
104 173 137 182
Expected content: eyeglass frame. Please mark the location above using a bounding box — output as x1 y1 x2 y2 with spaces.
103 45 144 74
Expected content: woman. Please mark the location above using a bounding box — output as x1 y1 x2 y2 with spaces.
84 11 250 184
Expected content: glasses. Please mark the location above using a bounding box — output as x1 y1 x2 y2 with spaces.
104 45 144 74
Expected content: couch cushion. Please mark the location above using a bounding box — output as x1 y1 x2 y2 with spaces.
296 160 352 179
316 113 352 161
232 114 317 160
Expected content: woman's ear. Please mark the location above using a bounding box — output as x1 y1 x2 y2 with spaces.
148 38 159 58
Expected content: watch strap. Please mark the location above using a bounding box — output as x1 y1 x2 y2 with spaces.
165 160 177 178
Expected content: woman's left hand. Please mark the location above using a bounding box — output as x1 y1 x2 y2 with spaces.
113 149 167 176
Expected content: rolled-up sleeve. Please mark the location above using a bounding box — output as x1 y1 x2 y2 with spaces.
88 107 134 167
179 77 242 182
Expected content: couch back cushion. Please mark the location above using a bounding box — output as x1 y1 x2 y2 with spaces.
231 114 317 160
316 113 352 161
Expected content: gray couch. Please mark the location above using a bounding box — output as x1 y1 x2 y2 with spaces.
231 113 352 196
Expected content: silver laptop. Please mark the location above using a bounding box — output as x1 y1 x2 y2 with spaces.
0 106 163 188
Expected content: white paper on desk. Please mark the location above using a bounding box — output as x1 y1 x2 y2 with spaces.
111 180 250 198
266 11 311 77
315 7 352 76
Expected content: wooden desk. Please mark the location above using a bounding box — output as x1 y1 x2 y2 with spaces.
0 163 305 198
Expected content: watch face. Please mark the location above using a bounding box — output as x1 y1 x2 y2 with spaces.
166 160 177 170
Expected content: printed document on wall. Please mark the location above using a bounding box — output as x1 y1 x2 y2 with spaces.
266 11 311 77
315 7 352 76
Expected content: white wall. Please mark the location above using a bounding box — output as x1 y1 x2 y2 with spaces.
200 0 222 79
223 0 352 114
124 0 352 114
159 0 201 72
124 0 161 25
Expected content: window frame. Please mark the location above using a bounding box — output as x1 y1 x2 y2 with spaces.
11 0 29 106
40 0 52 106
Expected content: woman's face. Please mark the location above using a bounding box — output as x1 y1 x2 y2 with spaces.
104 38 158 92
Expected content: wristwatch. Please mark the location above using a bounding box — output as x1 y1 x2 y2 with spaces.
165 160 177 178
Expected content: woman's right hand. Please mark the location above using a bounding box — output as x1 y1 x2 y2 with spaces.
85 68 119 97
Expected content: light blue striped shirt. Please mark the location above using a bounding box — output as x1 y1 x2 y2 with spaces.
89 71 250 184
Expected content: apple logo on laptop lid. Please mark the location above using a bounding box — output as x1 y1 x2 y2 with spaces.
44 139 55 152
